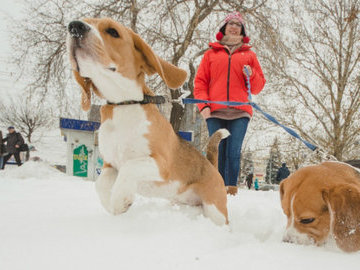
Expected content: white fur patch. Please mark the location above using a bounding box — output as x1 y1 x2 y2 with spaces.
86 22 104 45
95 167 118 212
98 105 165 215
175 188 202 206
77 57 143 103
99 105 151 168
217 128 230 139
137 181 201 206
203 203 226 226
283 224 314 245
109 157 163 215
137 181 181 199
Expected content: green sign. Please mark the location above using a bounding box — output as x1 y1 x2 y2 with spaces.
73 144 88 177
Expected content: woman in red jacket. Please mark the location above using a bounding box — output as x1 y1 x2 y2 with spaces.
194 11 266 195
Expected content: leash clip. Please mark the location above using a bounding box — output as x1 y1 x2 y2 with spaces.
314 148 337 162
172 89 191 108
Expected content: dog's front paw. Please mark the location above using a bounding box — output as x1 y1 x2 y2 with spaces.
109 195 134 215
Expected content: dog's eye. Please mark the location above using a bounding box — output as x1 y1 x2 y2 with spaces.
300 218 315 224
106 28 120 38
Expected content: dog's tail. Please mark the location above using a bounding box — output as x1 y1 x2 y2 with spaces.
206 129 230 168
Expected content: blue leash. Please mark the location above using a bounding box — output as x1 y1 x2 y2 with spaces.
183 67 318 152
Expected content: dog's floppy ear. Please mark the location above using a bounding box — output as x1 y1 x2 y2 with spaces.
129 29 187 89
280 180 286 201
323 184 360 252
73 71 102 111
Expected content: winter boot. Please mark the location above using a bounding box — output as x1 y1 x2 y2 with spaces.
227 186 238 196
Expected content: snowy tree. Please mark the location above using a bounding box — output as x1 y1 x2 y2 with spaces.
280 137 309 170
265 137 281 184
0 97 54 143
261 0 360 161
240 150 254 184
9 0 276 133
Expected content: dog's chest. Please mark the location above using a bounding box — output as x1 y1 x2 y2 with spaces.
99 105 151 167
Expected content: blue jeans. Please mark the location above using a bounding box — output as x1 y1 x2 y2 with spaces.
206 117 249 186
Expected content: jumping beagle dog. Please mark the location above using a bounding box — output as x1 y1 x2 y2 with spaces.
66 18 229 225
280 161 360 252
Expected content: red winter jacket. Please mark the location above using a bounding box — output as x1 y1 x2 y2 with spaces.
194 42 266 116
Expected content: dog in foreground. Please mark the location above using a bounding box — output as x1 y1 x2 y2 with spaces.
66 18 229 225
280 161 360 252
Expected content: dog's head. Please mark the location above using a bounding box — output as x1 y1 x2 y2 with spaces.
280 161 360 252
66 18 187 110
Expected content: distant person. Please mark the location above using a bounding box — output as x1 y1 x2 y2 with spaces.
245 173 253 190
0 130 5 170
254 178 259 191
1 126 24 169
276 163 290 183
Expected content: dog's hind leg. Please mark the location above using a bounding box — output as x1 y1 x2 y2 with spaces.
203 203 228 226
95 163 118 213
109 157 162 215
193 181 228 225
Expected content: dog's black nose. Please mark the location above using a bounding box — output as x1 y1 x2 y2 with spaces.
68 21 90 38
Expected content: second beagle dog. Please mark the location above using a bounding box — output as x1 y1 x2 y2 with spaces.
280 161 360 252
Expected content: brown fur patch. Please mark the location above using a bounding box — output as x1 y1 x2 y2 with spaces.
100 105 114 123
103 162 113 169
73 71 102 111
323 184 360 252
206 130 228 169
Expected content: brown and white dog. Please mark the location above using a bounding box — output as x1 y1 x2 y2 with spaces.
66 18 229 225
280 161 360 252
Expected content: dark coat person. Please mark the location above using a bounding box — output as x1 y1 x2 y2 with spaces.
0 131 5 169
1 126 24 169
276 163 290 183
0 131 4 155
245 173 253 190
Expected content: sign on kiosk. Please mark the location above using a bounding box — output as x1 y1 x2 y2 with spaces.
60 117 101 180
73 144 88 177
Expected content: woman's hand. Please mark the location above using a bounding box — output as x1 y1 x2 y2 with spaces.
243 65 252 77
200 107 211 119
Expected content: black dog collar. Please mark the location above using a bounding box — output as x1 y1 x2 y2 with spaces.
107 95 166 106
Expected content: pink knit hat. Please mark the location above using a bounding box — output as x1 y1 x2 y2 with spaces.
224 11 244 24
216 11 250 43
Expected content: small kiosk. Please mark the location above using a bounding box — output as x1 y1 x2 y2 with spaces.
60 118 102 180
60 112 195 180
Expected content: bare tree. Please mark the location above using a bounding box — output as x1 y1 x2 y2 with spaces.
261 0 360 161
0 97 54 143
10 0 276 132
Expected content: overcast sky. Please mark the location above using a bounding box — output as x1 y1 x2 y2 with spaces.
0 0 24 98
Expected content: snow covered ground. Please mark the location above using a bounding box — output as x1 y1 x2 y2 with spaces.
1 161 359 270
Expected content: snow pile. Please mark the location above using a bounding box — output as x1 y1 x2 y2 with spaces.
0 162 359 270
0 160 67 180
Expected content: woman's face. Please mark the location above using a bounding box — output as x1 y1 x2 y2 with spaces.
225 19 242 37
